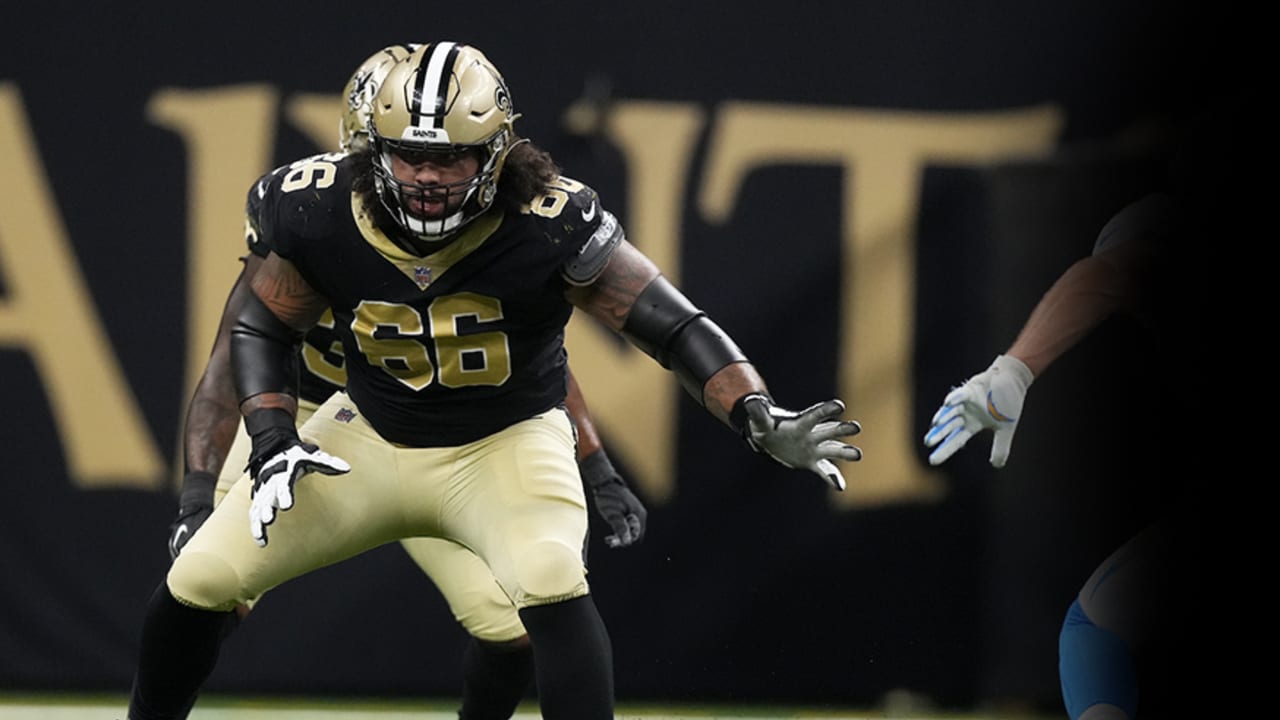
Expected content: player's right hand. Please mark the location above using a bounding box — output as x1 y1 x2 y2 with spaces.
924 354 1034 468
248 441 350 547
168 470 217 560
244 409 350 547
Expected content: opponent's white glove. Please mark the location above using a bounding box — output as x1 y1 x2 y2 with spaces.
924 354 1034 468
248 442 350 547
739 395 862 491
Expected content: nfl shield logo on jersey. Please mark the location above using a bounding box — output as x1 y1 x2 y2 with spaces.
334 407 357 423
413 266 432 289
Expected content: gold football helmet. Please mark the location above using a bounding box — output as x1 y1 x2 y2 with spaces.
339 43 421 153
368 41 517 242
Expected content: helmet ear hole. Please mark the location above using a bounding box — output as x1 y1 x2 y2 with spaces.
367 41 517 242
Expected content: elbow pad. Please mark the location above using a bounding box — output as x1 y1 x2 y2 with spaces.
621 276 749 404
231 291 303 403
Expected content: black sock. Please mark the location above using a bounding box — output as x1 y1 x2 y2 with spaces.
457 636 534 719
128 582 233 720
518 595 614 720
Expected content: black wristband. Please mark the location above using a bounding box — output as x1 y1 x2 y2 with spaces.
729 393 770 436
244 408 300 477
577 448 620 490
178 470 217 509
244 407 295 437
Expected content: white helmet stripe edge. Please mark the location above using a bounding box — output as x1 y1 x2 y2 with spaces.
412 41 458 131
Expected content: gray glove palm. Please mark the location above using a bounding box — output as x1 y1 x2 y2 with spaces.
742 395 863 491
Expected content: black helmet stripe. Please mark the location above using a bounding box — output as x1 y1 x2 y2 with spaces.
410 41 461 130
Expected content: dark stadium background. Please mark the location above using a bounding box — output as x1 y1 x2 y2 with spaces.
0 1 1229 715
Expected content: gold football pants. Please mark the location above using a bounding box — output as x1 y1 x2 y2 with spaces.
173 391 589 640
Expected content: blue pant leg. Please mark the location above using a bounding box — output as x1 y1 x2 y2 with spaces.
1059 598 1138 720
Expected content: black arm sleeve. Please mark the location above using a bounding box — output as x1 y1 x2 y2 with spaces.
230 291 303 403
620 275 749 405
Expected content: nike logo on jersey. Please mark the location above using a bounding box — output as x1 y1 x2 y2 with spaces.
170 524 189 554
581 200 597 223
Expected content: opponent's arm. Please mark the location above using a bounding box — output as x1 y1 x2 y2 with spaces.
233 253 348 546
167 256 267 559
1005 249 1139 376
567 240 861 490
566 369 646 548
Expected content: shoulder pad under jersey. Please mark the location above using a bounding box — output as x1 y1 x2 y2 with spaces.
1092 192 1177 257
244 163 293 258
524 175 624 285
250 152 355 259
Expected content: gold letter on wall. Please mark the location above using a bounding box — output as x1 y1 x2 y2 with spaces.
701 102 1063 507
0 83 164 488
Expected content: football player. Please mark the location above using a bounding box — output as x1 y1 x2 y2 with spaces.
129 41 862 719
166 44 646 719
921 109 1217 719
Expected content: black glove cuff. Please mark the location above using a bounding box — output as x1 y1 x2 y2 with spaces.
728 392 771 437
578 449 621 490
244 407 295 437
245 408 300 477
178 470 217 509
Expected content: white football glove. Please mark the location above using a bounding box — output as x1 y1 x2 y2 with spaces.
742 395 863 491
249 442 350 547
923 354 1034 468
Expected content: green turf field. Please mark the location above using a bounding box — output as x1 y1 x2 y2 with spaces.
0 693 1057 720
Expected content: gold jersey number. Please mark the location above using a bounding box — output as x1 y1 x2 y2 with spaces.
280 155 513 392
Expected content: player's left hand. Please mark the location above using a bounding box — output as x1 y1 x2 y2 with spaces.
741 395 862 491
248 442 350 547
579 448 647 548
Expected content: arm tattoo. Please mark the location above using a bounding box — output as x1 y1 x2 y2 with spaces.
568 240 661 330
184 392 241 475
250 254 328 331
701 363 768 426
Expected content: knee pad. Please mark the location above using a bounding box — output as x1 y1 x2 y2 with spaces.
511 540 589 608
449 583 528 643
1059 599 1138 720
166 551 245 613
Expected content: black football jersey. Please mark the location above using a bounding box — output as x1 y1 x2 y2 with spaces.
248 152 619 446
